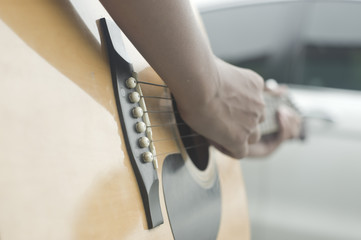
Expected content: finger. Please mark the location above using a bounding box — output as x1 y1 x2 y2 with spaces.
248 126 261 144
277 108 289 140
264 79 278 91
264 80 288 96
259 109 265 123
248 136 284 157
219 141 249 159
208 139 246 159
290 115 302 139
267 85 288 96
233 142 249 159
277 106 298 140
209 140 233 156
261 135 283 155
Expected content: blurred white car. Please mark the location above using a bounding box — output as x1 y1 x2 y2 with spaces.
198 1 361 240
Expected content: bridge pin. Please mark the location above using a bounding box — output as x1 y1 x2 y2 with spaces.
135 122 147 133
132 106 144 118
129 92 140 103
142 152 153 163
126 77 137 89
139 136 150 148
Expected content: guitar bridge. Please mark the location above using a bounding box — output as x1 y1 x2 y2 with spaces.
99 18 163 229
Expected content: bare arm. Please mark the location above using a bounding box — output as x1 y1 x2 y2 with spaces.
100 0 265 158
100 0 217 107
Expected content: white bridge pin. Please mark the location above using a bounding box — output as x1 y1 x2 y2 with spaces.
126 77 137 89
139 136 150 148
132 107 144 118
142 152 153 163
135 122 147 133
129 92 140 103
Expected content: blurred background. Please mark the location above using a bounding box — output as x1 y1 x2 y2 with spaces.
194 0 361 239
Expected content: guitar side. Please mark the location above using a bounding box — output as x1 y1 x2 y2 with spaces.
0 0 250 239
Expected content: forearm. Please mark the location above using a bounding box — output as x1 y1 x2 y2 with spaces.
100 0 219 108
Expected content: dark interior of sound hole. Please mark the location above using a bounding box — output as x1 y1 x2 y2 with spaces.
172 102 209 171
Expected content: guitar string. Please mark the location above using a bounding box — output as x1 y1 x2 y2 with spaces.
144 110 179 114
146 122 186 128
140 89 205 145
155 143 209 157
151 133 201 143
141 96 174 100
132 82 210 156
135 80 174 100
140 104 206 154
154 151 180 157
137 81 168 88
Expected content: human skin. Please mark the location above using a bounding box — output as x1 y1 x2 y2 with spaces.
248 105 302 157
100 0 265 158
248 85 302 157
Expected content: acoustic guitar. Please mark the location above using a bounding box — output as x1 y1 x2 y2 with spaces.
0 1 301 239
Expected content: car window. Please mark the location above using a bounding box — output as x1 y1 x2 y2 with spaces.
201 1 361 91
201 2 307 82
293 2 361 91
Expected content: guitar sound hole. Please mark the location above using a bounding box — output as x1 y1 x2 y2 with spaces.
173 103 209 171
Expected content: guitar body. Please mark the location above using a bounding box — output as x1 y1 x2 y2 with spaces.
0 1 250 239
